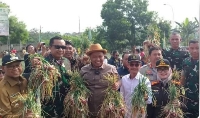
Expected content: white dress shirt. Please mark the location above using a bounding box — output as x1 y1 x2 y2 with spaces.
120 72 152 118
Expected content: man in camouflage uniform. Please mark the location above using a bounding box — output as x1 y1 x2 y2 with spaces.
64 40 86 72
162 32 190 71
42 36 71 118
181 40 199 118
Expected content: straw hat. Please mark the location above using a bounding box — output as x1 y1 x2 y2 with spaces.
86 43 107 56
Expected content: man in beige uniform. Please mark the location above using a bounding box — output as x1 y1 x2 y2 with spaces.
0 53 34 118
81 44 120 118
139 47 162 81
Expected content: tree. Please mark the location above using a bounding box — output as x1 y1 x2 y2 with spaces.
100 0 159 52
175 17 199 45
0 2 29 44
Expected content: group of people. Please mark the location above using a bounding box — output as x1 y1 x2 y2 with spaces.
0 32 198 118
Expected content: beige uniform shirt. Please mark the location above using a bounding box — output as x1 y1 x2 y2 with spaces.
80 63 118 117
139 63 157 81
0 76 27 118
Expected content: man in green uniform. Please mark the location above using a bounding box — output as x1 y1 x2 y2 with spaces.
42 36 71 118
64 40 85 72
181 40 199 118
162 32 190 71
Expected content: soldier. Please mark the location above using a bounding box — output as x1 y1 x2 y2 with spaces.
41 36 71 118
0 53 38 117
181 40 199 118
162 32 190 71
139 47 162 81
117 52 131 78
64 40 82 71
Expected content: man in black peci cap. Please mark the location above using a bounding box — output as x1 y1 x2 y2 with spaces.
0 53 38 117
120 54 152 118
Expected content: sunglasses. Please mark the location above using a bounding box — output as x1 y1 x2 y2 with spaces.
0 71 4 74
130 63 140 67
53 45 66 49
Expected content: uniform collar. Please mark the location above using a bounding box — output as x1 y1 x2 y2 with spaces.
5 75 25 87
129 72 141 80
89 63 105 70
170 47 181 51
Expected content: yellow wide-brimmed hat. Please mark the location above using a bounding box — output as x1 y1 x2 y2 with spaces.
86 43 107 56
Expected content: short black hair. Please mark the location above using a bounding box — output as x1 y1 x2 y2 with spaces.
149 46 161 55
136 49 140 53
140 48 144 51
189 40 198 45
65 40 74 47
26 44 32 51
112 50 119 55
122 52 130 59
49 36 63 46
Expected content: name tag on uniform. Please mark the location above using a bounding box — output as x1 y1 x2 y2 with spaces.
152 90 159 94
146 70 153 75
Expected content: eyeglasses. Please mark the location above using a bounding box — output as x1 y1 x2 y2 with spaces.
130 63 140 67
6 64 21 70
157 67 169 72
52 45 66 49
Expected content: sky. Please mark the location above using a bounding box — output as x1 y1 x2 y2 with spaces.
1 0 199 34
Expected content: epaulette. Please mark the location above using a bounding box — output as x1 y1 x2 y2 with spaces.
151 80 160 86
0 78 6 87
171 80 181 85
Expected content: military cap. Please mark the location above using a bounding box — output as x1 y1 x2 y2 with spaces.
156 59 170 68
2 53 24 66
128 54 141 63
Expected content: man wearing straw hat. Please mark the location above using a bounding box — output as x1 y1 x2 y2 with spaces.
80 43 120 118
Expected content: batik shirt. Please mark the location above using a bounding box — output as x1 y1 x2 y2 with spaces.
182 57 199 111
162 47 190 71
42 54 71 117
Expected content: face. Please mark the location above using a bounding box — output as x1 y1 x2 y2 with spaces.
128 61 141 74
50 39 66 59
149 50 162 64
90 52 104 68
3 61 23 78
122 54 130 68
157 66 170 80
64 44 74 59
169 34 181 49
189 43 199 59
113 52 119 59
27 45 35 54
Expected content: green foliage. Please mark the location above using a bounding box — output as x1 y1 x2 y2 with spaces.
94 0 172 52
0 2 28 44
174 17 199 45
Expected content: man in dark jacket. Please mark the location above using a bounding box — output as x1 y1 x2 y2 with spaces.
108 50 121 69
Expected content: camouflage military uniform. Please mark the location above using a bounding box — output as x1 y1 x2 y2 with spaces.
182 57 199 118
70 57 87 72
162 48 190 71
42 54 71 118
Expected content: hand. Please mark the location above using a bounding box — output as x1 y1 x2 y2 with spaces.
30 57 42 68
172 99 181 108
112 81 121 90
25 110 40 118
144 92 148 101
